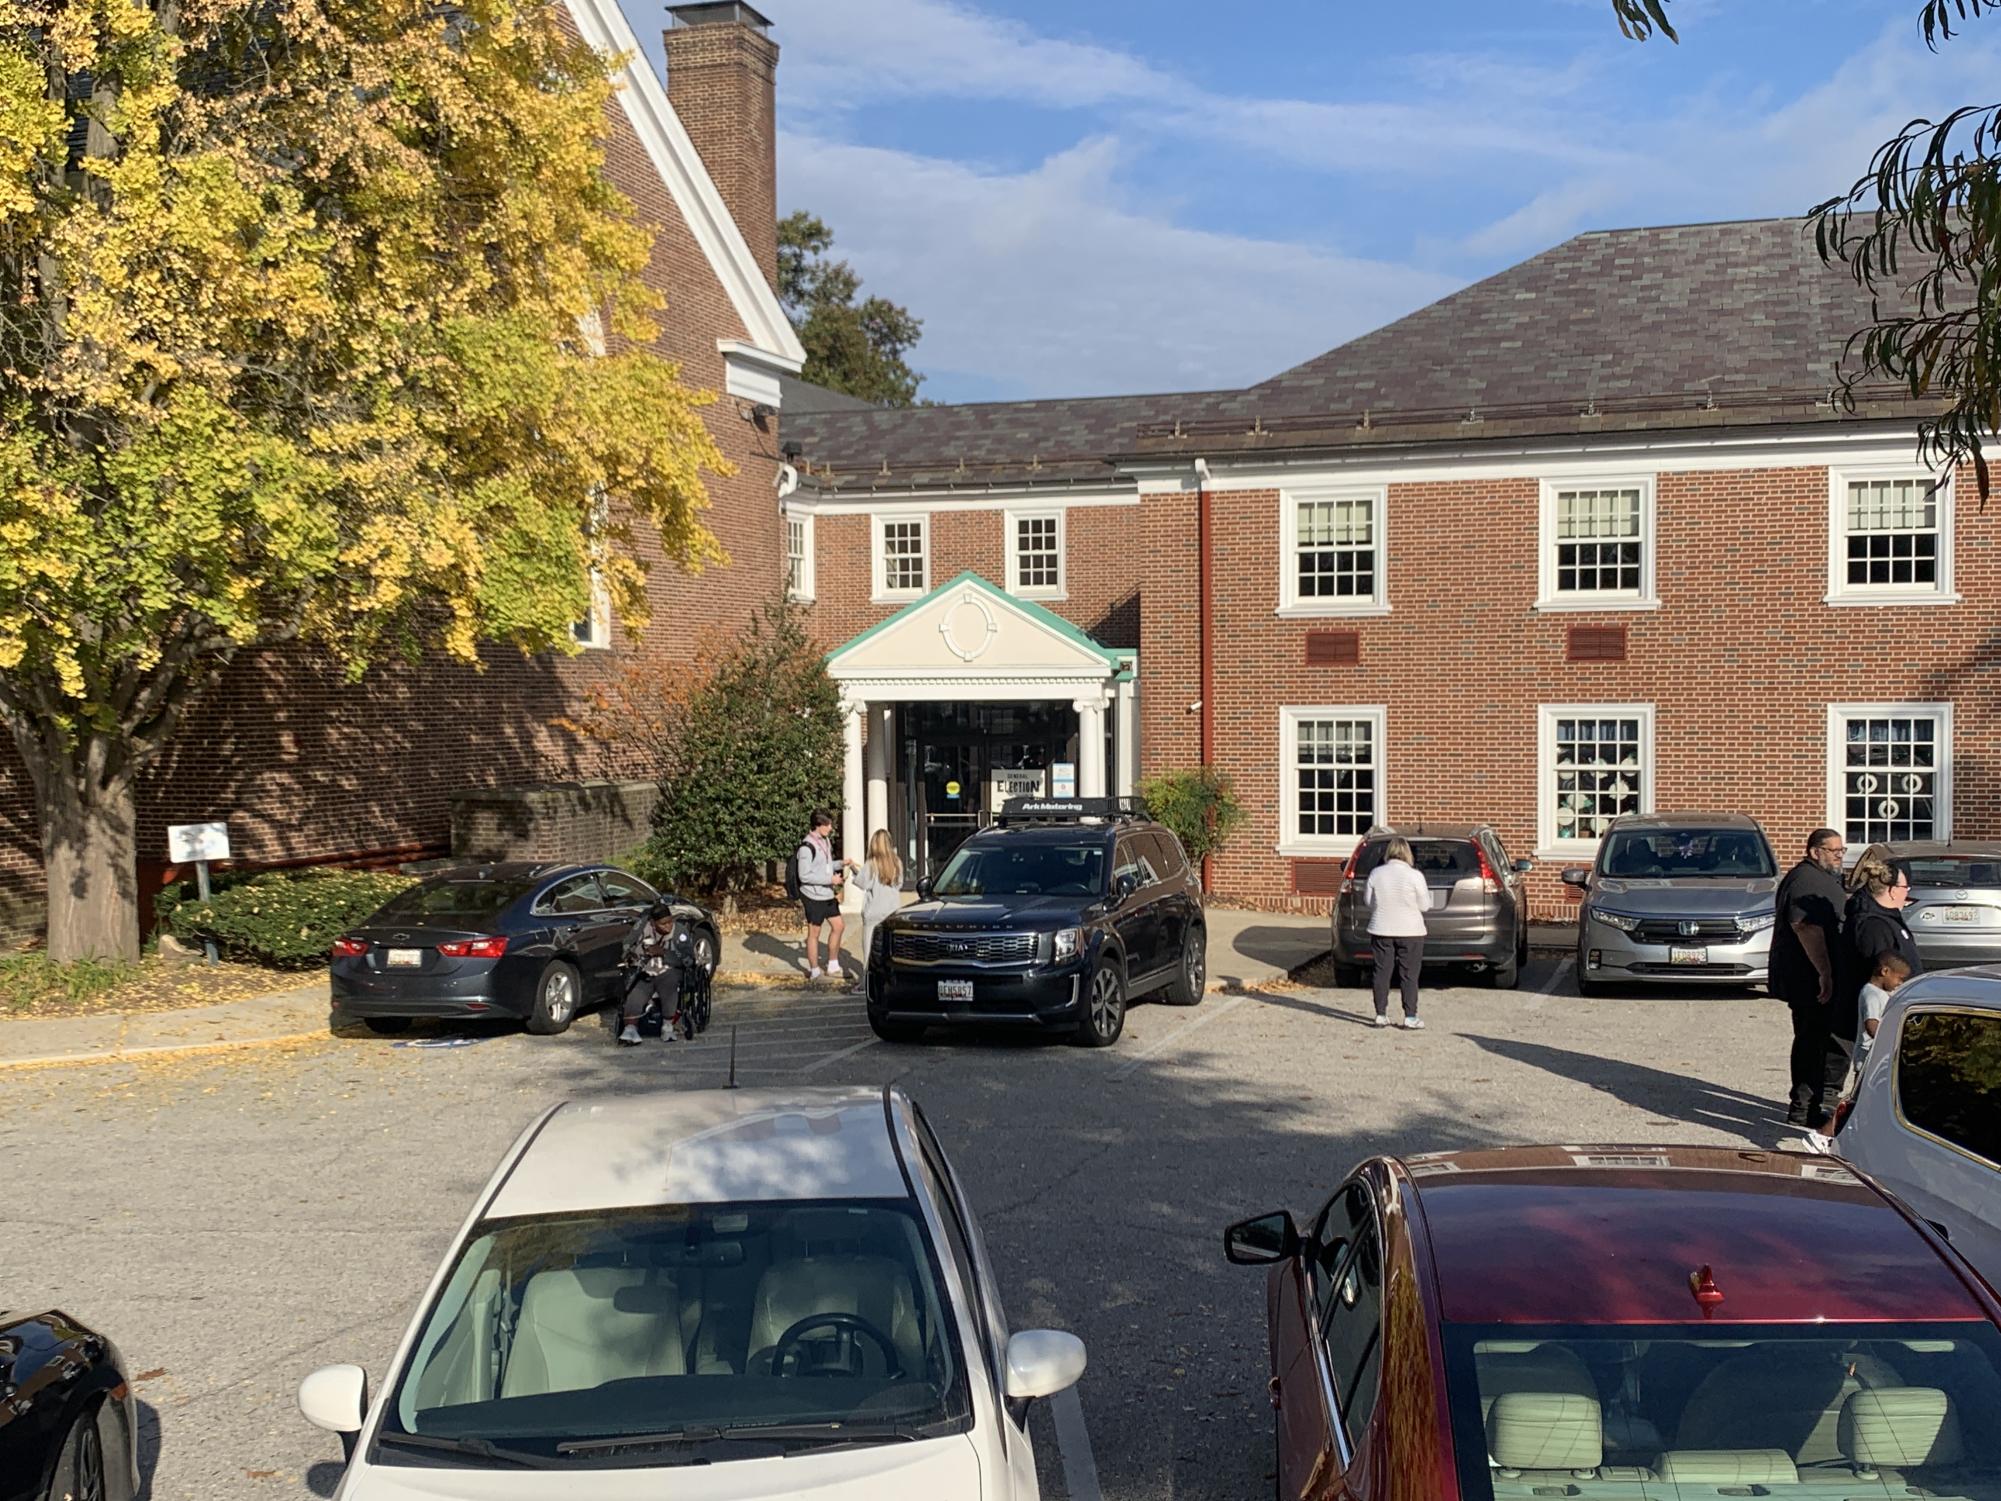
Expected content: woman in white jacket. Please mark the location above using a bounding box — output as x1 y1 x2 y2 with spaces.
842 830 905 993
1365 837 1430 1030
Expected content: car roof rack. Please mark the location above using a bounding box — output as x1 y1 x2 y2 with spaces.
996 796 1149 826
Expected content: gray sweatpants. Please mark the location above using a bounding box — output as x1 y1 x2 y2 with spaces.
1372 936 1424 1018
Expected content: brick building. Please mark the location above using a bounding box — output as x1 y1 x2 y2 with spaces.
0 0 805 939
785 219 1976 917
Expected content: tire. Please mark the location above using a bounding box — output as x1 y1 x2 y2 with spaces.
362 1017 412 1036
1162 926 1205 1006
869 1012 925 1044
1073 960 1127 1047
527 960 582 1035
689 932 717 1035
46 1404 106 1501
1486 950 1520 989
1576 965 1604 997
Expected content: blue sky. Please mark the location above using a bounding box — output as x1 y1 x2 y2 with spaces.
617 0 2001 404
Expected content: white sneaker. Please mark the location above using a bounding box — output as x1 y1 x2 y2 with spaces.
1371 1014 1390 1028
807 966 823 980
826 961 844 978
1799 1129 1838 1156
618 1025 641 1046
1401 1016 1425 1030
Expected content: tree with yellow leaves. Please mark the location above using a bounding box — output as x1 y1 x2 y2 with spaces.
0 0 731 960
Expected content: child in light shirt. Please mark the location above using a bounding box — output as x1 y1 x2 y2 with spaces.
1800 951 1910 1154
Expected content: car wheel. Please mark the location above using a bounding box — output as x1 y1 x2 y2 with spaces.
46 1404 106 1501
690 932 717 1034
1486 952 1520 988
1576 964 1604 997
1162 927 1205 1006
1073 960 1127 1047
362 1017 412 1036
868 1012 924 1044
527 960 581 1035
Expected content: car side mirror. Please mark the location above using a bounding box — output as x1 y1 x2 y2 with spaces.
299 1363 368 1460
1003 1329 1087 1416
1224 1210 1299 1265
1116 873 1139 902
1560 867 1591 888
916 877 935 901
1512 859 1535 875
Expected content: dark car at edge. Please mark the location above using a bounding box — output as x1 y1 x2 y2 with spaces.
328 862 717 1036
1 1308 140 1501
865 798 1204 1048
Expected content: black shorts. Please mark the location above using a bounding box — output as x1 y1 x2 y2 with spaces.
802 897 840 926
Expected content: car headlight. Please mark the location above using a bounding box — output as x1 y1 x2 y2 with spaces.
1736 911 1776 934
1590 907 1640 933
1052 928 1083 962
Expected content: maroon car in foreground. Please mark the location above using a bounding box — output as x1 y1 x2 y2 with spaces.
1225 1144 2001 1501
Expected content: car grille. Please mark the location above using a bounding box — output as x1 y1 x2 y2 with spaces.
890 931 1039 966
1632 917 1746 945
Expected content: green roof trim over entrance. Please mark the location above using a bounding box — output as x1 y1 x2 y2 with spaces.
826 570 1124 668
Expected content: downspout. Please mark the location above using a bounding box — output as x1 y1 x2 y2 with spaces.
1194 456 1214 891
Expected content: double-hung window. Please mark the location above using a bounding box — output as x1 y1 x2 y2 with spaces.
784 509 814 601
1537 478 1657 610
1279 707 1385 856
1828 468 1957 604
571 489 611 649
1538 704 1654 853
1279 487 1388 615
872 514 929 600
1007 510 1064 598
1827 703 1951 845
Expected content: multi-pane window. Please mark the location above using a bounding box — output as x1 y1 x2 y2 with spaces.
1844 476 1941 590
1543 707 1650 847
1281 488 1386 613
1011 512 1062 594
785 515 809 598
1552 486 1644 595
878 517 927 596
1284 709 1383 848
1831 706 1949 845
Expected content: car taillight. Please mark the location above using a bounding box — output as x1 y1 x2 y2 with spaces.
1474 843 1501 895
437 935 508 959
1339 844 1364 894
331 937 369 958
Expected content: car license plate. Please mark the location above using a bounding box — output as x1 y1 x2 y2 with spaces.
1938 907 1977 923
386 948 422 968
1669 946 1707 966
938 979 974 1003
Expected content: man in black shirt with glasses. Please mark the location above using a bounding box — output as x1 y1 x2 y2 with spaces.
1769 828 1848 1126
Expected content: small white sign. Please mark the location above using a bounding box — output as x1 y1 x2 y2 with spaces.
990 768 1046 814
1052 762 1077 798
167 821 231 864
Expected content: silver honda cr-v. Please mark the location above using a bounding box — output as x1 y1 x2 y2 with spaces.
1562 812 1779 993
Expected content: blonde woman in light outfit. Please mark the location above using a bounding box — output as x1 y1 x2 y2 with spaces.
843 831 905 994
1365 837 1431 1030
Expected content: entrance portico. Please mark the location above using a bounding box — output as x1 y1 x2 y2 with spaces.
827 572 1137 885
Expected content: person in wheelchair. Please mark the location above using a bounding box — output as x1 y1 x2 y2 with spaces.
618 901 694 1047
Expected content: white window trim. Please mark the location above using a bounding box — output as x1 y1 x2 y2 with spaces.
1535 476 1660 613
1276 485 1391 618
1825 465 1960 607
1825 701 1954 845
871 512 930 602
1276 705 1388 858
784 507 816 602
1005 507 1067 600
1536 702 1656 860
573 570 612 650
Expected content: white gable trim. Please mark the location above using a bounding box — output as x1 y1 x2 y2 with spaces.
563 0 805 372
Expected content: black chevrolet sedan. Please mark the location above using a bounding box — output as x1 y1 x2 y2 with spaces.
0 1308 139 1501
328 862 718 1036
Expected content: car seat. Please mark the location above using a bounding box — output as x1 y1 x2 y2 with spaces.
1487 1390 1603 1479
1839 1387 1963 1479
1676 1348 1901 1465
500 1266 688 1396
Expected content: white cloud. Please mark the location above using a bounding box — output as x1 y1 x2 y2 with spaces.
778 131 1460 398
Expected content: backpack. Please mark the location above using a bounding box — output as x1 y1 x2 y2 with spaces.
782 841 811 901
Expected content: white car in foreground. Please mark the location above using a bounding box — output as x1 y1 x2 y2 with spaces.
299 1086 1085 1498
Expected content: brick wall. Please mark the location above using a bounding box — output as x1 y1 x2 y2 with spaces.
453 780 659 863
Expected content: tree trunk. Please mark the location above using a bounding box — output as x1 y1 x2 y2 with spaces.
34 760 139 964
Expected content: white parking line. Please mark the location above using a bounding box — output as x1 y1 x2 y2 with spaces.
798 1037 879 1074
1049 1387 1103 1501
1538 956 1575 997
1111 993 1249 1080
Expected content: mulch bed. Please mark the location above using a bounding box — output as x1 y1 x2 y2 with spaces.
0 953 304 1021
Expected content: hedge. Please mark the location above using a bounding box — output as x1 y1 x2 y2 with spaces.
168 869 417 968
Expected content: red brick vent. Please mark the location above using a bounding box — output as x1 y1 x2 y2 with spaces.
1566 624 1627 662
1304 629 1361 665
1292 860 1346 896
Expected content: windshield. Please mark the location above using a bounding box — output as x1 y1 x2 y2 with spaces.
373 879 538 924
1907 855 2001 889
1600 829 1775 879
380 1200 968 1465
1444 1322 2001 1501
1355 839 1481 881
933 841 1104 897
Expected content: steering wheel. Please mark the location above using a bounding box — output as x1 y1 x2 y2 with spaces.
769 1312 903 1379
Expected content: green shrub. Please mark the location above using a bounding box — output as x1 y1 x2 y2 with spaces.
151 868 258 935
1138 767 1247 880
169 869 417 968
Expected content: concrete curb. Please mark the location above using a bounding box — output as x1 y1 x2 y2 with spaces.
0 1029 327 1073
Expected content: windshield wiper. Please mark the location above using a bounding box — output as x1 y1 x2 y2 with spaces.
558 1420 927 1455
376 1430 566 1468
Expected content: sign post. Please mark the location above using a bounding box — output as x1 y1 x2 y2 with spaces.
167 821 231 966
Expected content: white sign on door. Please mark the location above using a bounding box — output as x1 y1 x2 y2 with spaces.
990 768 1046 814
167 821 231 864
1051 762 1077 798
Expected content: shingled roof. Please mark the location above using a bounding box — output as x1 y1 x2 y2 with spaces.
787 217 1931 490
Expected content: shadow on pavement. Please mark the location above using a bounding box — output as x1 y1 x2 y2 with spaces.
136 1398 160 1501
305 1461 344 1498
1462 1032 1786 1137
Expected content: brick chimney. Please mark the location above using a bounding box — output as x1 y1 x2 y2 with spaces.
664 3 780 293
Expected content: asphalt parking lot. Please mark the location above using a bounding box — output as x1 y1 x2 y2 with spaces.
0 956 1800 1500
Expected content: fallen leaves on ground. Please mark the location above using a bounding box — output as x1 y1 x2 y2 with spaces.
0 952 304 1020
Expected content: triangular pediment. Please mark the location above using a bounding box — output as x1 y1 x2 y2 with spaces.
828 573 1120 679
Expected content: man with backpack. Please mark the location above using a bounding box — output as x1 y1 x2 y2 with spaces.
787 810 845 980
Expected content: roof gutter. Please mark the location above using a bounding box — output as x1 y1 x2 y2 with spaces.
1194 456 1214 891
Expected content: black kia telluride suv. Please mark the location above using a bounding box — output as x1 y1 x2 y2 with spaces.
865 798 1205 1048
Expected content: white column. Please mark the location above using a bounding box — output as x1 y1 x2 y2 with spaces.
865 704 892 841
1074 692 1108 798
841 697 866 909
1115 674 1137 799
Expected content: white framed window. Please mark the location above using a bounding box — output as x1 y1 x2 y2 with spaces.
571 490 612 649
1006 509 1065 598
1537 704 1654 856
1278 706 1386 857
1827 703 1953 846
1827 467 1958 605
1278 486 1389 616
871 513 929 600
1536 478 1657 611
784 508 815 601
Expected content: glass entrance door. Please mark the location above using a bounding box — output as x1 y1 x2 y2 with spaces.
900 702 1075 882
